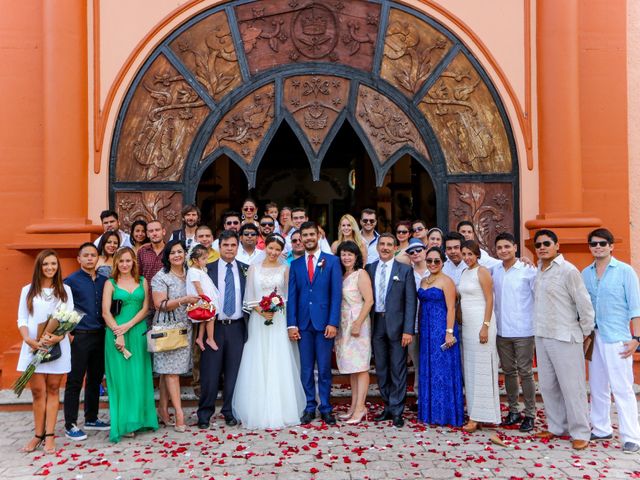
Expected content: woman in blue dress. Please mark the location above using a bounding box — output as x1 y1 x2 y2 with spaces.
417 247 464 426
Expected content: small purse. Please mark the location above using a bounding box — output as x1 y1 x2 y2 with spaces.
146 299 189 353
187 294 216 322
110 299 123 317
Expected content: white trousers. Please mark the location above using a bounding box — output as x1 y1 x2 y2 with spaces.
589 332 640 444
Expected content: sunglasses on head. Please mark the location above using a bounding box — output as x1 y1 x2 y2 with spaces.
413 226 425 232
534 240 553 249
396 229 409 234
425 258 442 265
226 220 240 225
408 248 424 255
361 219 376 224
589 240 609 248
260 222 274 227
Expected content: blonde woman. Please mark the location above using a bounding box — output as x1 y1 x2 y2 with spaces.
331 214 368 264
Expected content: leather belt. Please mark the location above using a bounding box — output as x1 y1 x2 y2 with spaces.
218 318 243 325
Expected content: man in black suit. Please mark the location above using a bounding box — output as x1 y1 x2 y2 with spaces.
366 233 417 427
197 230 248 428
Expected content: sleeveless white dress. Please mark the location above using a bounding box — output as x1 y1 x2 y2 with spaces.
459 266 501 424
232 262 306 429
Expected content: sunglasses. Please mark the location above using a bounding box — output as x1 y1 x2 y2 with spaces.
408 248 424 255
242 232 257 237
413 226 425 232
425 258 442 265
243 206 256 211
260 222 275 227
396 230 409 234
534 240 553 249
361 219 376 224
291 238 302 243
225 220 240 226
589 240 609 248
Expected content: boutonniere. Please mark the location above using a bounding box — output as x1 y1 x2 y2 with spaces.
392 275 400 282
239 265 249 278
317 258 326 271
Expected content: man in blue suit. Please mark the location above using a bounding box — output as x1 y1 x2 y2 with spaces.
287 221 342 425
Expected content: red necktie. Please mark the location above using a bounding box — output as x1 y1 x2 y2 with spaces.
307 254 314 282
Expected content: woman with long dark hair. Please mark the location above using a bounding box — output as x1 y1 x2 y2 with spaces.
129 219 149 254
17 249 73 453
96 230 121 277
334 241 374 424
151 239 199 432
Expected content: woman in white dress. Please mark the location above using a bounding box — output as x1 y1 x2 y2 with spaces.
458 240 501 433
17 249 74 454
233 234 305 429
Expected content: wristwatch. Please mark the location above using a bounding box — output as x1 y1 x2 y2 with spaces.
632 335 640 343
445 328 454 334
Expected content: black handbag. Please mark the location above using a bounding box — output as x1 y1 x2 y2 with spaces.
40 342 62 363
110 299 123 317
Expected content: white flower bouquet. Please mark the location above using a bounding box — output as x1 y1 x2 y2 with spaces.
13 305 85 397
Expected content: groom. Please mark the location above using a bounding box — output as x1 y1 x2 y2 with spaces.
287 221 342 425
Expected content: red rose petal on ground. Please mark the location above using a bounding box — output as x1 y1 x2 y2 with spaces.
310 467 319 474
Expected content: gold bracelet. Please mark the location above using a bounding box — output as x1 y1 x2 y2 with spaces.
483 321 491 327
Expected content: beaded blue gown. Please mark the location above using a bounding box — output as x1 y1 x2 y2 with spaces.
417 287 465 426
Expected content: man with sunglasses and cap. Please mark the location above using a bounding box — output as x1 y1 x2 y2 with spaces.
532 229 594 450
582 228 640 454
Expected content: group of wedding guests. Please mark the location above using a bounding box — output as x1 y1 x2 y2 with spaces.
15 202 640 457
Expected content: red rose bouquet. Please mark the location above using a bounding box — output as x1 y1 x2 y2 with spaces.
258 288 285 326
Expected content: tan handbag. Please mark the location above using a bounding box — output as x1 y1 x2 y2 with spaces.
147 299 189 353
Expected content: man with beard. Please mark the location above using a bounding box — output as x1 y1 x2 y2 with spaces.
257 214 275 250
170 204 200 249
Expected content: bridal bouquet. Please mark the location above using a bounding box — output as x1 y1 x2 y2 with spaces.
258 288 285 326
13 305 85 397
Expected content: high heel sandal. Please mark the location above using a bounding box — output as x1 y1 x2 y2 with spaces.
346 410 367 425
20 433 44 453
43 433 56 454
338 411 354 421
462 421 481 433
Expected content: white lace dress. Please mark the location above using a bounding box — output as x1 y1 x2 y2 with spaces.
232 262 306 429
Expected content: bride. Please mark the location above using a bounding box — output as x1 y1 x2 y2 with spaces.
232 234 306 429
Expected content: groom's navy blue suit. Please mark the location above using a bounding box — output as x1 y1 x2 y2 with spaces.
287 251 342 414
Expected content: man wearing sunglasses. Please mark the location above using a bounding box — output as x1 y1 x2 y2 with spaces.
286 230 305 265
212 211 242 251
532 229 594 450
257 214 275 250
236 223 265 266
360 209 379 264
581 228 640 454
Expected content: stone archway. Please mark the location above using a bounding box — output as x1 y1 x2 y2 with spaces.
110 0 517 254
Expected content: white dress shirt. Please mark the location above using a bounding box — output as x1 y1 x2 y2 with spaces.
362 231 380 265
374 258 394 312
217 259 242 320
304 247 322 276
492 260 537 337
479 248 501 269
236 246 266 266
442 258 467 286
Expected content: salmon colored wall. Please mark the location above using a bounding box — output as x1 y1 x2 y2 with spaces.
628 0 640 273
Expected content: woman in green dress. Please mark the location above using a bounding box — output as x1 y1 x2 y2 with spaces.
102 247 158 442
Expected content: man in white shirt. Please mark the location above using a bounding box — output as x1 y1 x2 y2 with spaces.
212 211 242 251
286 207 331 253
442 232 467 286
359 208 379 264
457 220 500 269
235 223 265 266
492 232 537 432
93 209 132 248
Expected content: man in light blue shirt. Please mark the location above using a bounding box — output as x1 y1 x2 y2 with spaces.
582 228 640 454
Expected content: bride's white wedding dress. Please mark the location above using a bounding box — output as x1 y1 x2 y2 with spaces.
232 262 306 429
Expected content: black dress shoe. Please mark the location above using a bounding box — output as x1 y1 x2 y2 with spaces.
300 411 316 424
519 416 534 432
502 412 522 426
409 403 418 413
321 413 337 425
197 422 209 430
374 410 392 422
224 416 238 427
392 416 404 428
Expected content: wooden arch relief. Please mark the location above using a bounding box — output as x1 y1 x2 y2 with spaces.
111 0 519 253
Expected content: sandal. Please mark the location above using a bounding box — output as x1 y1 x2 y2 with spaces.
43 433 56 454
20 433 44 453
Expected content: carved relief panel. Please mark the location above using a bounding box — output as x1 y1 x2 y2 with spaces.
381 9 453 97
283 75 350 153
235 0 380 75
169 11 242 102
116 191 183 235
418 52 512 175
355 84 429 164
115 54 210 182
202 83 276 164
448 183 513 256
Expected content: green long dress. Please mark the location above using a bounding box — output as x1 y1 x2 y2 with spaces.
105 278 158 442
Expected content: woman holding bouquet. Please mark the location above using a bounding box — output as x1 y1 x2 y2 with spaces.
17 249 73 453
102 247 158 442
232 234 305 429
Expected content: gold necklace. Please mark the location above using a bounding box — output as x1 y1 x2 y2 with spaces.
171 269 186 280
425 274 439 285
